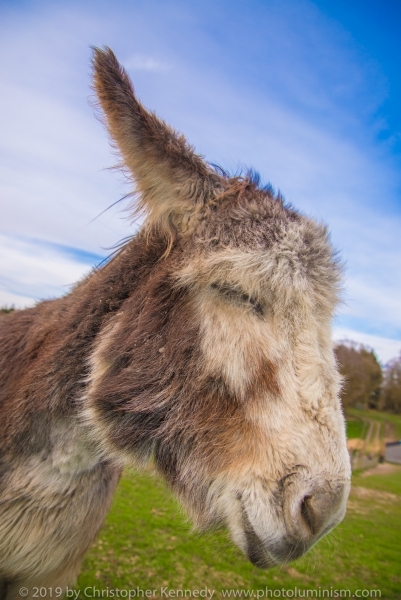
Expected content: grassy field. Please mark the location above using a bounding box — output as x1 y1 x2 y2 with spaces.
77 463 401 599
345 417 365 439
346 408 401 440
345 409 401 471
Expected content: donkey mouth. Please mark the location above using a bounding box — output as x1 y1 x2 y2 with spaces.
241 506 309 569
243 523 278 569
241 507 278 569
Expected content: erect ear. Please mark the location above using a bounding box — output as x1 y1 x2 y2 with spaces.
92 47 223 252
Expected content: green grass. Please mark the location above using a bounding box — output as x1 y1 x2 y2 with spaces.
352 465 401 496
345 417 364 439
347 408 401 439
77 466 401 599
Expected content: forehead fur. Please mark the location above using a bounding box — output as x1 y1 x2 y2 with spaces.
175 182 342 315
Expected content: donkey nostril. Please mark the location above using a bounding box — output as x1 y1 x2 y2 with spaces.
300 495 316 534
299 492 331 537
297 487 346 539
283 482 349 544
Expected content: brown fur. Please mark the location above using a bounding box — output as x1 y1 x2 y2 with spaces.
0 48 350 597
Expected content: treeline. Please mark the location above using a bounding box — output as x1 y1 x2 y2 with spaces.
335 341 401 413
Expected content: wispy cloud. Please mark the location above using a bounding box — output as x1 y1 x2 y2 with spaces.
0 234 101 307
333 328 401 365
124 54 170 72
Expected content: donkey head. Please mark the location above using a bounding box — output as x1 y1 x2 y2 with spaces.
87 47 351 568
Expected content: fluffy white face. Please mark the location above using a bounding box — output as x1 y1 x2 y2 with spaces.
82 209 350 569
174 238 351 567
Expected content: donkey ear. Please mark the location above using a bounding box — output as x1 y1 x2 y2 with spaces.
92 47 222 250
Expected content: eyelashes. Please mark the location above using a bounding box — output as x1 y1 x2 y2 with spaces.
210 282 264 317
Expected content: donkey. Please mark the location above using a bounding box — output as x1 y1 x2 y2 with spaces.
0 47 351 598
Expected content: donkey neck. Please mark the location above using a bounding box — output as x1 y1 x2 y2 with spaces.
0 231 166 458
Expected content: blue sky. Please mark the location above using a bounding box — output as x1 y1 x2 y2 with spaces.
0 0 400 363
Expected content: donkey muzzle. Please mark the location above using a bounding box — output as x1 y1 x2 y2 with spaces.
241 479 349 568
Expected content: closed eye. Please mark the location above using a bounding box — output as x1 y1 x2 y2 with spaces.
210 282 264 316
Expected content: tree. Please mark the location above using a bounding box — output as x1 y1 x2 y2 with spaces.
334 341 382 410
380 355 401 414
0 306 14 314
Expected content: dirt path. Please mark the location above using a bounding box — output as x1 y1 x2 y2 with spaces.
348 417 385 469
363 419 374 451
368 419 382 454
361 462 401 477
